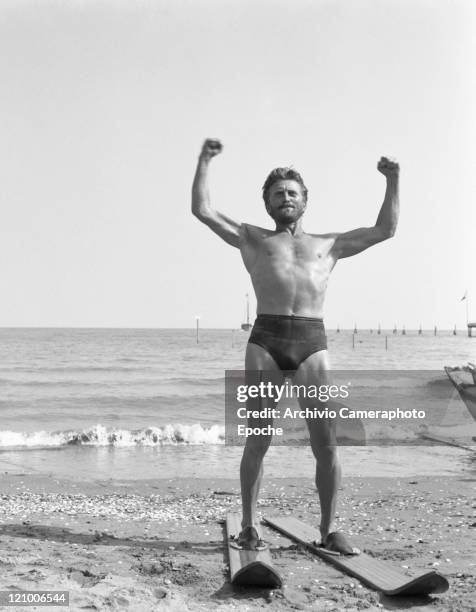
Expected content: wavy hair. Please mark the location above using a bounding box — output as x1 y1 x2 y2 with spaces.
262 167 308 205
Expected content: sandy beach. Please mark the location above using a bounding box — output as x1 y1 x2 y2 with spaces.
0 471 474 611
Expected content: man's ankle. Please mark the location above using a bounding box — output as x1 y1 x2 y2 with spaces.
320 524 334 541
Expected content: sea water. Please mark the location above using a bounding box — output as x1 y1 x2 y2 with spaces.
0 328 475 480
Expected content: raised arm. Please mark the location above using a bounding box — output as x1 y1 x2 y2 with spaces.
332 157 400 259
191 139 241 248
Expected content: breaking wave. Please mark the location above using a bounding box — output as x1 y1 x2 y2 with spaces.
0 423 225 449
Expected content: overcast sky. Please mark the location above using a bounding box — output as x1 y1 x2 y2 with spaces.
1 0 474 328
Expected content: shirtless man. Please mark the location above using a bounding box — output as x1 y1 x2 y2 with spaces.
192 139 399 553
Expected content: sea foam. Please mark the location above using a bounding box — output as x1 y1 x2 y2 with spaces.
0 423 225 449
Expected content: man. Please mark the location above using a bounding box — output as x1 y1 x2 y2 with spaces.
192 139 399 553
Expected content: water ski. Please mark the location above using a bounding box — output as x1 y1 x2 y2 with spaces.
226 513 282 588
264 516 449 596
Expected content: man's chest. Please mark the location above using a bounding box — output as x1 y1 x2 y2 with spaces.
257 234 329 268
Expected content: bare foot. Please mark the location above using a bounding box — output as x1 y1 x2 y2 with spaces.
230 525 268 551
316 532 360 556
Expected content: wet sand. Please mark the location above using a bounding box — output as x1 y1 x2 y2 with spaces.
0 472 475 611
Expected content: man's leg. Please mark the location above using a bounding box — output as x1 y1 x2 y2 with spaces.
240 343 283 531
293 350 341 541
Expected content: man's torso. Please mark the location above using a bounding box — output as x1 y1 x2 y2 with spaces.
240 224 337 318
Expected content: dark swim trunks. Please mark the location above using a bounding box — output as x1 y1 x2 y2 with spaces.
248 314 327 372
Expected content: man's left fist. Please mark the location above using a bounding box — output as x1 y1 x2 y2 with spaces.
377 156 400 177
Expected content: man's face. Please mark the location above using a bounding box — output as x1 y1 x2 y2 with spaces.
266 179 307 224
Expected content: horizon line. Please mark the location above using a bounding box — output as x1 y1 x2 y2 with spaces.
0 325 473 331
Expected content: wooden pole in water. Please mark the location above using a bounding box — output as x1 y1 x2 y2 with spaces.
352 334 355 350
196 316 200 344
434 325 437 336
385 335 388 350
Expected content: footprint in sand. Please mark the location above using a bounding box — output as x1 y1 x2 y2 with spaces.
67 568 105 587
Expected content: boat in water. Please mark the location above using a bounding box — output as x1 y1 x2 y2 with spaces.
444 363 476 422
241 293 252 332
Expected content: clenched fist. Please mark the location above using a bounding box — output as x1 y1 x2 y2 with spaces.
200 139 223 162
377 156 399 178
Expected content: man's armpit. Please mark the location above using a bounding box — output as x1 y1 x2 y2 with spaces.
239 223 265 247
319 233 340 259
239 223 267 271
238 223 249 248
332 227 385 259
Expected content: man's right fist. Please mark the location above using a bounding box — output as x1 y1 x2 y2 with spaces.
377 156 399 178
200 139 223 160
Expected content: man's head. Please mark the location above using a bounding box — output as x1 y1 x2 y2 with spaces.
262 167 308 224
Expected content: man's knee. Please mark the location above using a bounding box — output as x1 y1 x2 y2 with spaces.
243 434 272 458
312 443 338 466
308 416 337 455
